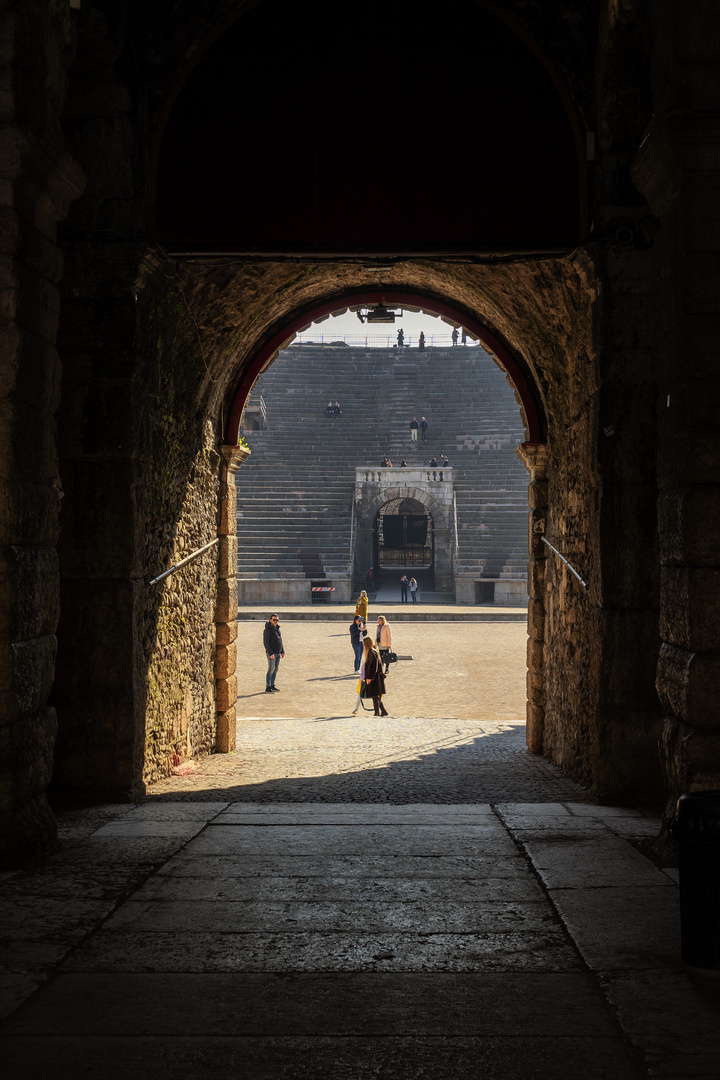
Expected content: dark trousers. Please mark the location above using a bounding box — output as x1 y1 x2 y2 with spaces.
379 648 390 673
400 586 408 602
372 696 387 716
352 641 363 671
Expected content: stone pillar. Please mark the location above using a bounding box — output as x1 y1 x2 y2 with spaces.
0 8 85 860
516 443 548 754
630 4 720 816
215 445 249 752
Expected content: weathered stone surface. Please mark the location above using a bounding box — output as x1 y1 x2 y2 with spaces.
215 675 237 714
214 641 236 680
660 566 720 652
656 642 720 730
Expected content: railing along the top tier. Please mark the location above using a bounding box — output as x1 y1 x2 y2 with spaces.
295 333 478 348
359 467 453 484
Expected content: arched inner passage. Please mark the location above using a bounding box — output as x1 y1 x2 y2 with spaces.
376 498 434 572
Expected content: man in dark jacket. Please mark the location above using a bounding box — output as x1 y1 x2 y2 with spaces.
420 416 428 441
349 615 365 672
263 614 284 692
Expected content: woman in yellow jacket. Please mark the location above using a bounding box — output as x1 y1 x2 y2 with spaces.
354 590 368 622
376 615 392 674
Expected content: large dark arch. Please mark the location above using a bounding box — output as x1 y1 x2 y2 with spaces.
153 0 585 252
226 290 544 444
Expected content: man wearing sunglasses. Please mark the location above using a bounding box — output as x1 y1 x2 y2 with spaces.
263 614 285 692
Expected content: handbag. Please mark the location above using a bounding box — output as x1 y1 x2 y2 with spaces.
387 651 398 665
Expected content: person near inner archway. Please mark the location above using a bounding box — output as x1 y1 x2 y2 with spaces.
397 328 404 348
355 590 369 621
364 636 388 717
418 331 426 350
409 417 419 440
400 574 409 602
409 577 418 603
263 613 284 692
420 416 428 441
376 615 393 674
452 327 459 345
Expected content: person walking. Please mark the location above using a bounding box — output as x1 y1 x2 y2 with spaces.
400 574 409 602
410 417 419 441
364 636 388 716
263 613 284 692
351 642 368 714
376 615 392 674
420 416 428 441
355 590 368 622
409 577 418 603
349 614 365 673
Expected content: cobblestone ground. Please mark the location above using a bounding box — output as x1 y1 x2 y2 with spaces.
149 622 587 804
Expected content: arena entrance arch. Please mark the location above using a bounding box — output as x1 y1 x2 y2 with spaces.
377 499 434 573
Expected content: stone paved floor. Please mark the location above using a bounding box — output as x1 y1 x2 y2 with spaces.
2 622 719 1077
150 621 585 803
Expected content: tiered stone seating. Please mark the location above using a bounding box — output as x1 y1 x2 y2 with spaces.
235 344 528 602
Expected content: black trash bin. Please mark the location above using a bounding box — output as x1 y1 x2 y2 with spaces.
676 790 720 973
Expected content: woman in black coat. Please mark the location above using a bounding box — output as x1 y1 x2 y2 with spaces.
363 637 388 716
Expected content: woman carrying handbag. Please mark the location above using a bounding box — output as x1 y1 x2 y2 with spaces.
364 636 388 717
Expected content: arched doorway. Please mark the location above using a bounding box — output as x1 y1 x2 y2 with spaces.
376 498 435 585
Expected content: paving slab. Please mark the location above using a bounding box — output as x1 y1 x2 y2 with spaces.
63 928 579 973
0 898 115 941
0 1034 640 1080
156 853 536 880
90 820 207 839
49 835 194 865
123 802 229 821
101 898 554 935
6 971 625 1037
521 836 673 890
133 873 547 903
600 969 720 1079
547 886 681 971
186 823 509 857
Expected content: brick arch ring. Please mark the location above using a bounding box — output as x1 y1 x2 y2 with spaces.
362 489 447 529
226 291 544 445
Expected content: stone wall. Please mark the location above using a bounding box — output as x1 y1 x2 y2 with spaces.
0 2 84 860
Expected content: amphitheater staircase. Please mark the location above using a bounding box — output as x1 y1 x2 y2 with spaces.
235 345 529 602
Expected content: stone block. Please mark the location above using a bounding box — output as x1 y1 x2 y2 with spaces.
215 577 238 622
217 536 237 578
0 544 59 639
528 598 545 640
526 700 544 754
215 620 238 647
656 642 720 730
215 641 236 680
8 635 56 719
218 485 237 536
0 707 57 815
216 675 237 714
215 705 236 753
526 637 544 675
528 558 545 600
660 716 720 797
0 791 58 865
658 428 720 489
658 486 720 567
597 384 658 486
660 566 720 652
57 459 139 577
597 484 658 607
16 262 60 342
528 478 547 510
660 377 720 438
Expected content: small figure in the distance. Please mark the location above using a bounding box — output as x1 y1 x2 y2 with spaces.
397 328 404 348
418 331 426 350
400 459 408 467
451 327 459 346
381 456 392 467
429 456 438 467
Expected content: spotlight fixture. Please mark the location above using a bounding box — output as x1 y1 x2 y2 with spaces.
356 305 404 324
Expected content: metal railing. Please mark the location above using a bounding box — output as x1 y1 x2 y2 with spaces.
541 537 588 589
295 332 479 349
149 538 219 586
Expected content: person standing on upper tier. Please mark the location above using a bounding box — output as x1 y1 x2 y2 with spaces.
410 417 419 441
420 416 428 441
